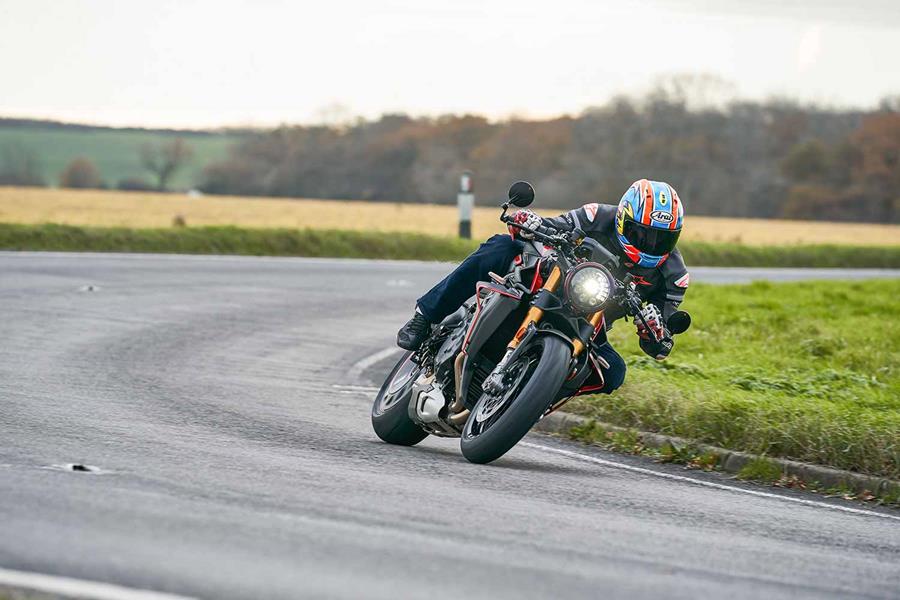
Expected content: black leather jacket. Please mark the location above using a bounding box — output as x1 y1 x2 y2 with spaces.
543 203 690 326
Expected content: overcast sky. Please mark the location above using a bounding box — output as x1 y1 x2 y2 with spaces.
1 0 898 128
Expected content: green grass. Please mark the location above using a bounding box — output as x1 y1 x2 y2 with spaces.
1 223 899 268
737 457 784 482
680 241 900 269
566 279 900 479
0 223 477 261
0 124 241 189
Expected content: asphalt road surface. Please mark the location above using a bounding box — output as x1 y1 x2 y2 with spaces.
1 252 898 600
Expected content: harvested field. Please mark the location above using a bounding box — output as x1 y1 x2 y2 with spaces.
1 187 898 246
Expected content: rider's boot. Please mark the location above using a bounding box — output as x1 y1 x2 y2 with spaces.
397 311 431 351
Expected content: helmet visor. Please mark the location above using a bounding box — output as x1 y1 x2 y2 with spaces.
623 221 681 256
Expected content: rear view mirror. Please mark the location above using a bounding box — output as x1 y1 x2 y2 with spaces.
667 310 691 334
507 181 535 207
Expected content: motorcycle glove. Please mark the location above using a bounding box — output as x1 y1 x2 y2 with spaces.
635 304 666 341
508 209 542 239
636 304 673 360
640 335 674 361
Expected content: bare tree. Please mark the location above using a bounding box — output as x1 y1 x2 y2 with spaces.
139 138 193 191
59 157 102 188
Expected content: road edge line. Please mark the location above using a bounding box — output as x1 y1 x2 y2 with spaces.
354 345 900 517
535 412 900 507
0 567 197 600
521 442 900 521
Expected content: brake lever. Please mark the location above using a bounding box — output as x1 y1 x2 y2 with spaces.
633 307 661 344
616 275 660 342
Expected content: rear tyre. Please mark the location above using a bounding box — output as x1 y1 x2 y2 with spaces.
460 336 570 464
371 352 429 446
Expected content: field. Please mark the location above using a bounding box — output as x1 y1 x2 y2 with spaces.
0 126 241 189
1 186 899 246
568 279 900 480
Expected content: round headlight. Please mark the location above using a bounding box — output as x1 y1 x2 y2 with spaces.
565 264 612 314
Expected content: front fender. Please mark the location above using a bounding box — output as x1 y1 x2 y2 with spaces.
533 328 575 353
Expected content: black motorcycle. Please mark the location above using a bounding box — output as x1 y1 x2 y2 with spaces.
371 181 691 464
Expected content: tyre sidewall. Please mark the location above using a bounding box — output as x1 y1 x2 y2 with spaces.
371 352 429 446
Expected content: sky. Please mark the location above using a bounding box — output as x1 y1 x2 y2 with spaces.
1 0 899 128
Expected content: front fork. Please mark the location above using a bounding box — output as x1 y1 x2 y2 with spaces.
482 265 603 394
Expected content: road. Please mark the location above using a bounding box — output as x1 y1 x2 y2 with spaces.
1 252 898 600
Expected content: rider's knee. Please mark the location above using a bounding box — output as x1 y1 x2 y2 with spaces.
486 234 524 258
473 234 522 271
483 233 519 251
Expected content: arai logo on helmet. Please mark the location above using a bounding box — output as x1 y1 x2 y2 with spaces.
650 210 674 224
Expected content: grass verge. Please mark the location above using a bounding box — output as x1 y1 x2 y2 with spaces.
566 420 900 505
1 223 900 268
566 279 900 480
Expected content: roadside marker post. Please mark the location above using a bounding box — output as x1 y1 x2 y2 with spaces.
458 170 474 239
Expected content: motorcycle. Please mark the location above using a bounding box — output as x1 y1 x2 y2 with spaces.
371 181 691 464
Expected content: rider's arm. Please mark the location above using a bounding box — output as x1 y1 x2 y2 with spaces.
639 250 689 359
542 203 616 234
657 249 689 321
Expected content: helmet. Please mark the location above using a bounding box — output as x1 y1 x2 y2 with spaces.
615 179 684 267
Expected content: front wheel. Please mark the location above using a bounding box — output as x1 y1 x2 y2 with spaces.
460 336 571 464
371 352 429 446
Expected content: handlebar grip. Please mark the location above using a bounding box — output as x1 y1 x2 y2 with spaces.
502 214 556 239
534 224 555 237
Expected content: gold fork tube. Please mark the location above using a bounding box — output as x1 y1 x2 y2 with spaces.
507 265 562 349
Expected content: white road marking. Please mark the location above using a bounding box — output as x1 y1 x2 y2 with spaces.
0 251 455 269
354 345 900 521
522 442 900 522
349 346 402 379
332 384 381 392
0 567 196 600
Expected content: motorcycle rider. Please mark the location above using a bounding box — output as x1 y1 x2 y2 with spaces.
397 179 689 395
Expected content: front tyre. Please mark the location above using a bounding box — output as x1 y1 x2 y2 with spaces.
371 352 429 446
460 336 571 464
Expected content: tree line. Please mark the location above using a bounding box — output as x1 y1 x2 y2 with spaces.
2 89 897 223
201 93 899 223
0 138 194 192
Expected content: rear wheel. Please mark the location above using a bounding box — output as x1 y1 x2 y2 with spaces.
371 352 429 446
460 336 570 464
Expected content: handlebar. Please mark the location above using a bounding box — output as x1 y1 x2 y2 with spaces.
502 208 662 343
500 213 578 247
621 274 660 344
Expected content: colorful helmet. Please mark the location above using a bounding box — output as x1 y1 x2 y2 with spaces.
615 179 684 267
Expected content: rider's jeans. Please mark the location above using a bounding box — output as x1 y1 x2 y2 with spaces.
415 234 626 395
417 234 524 323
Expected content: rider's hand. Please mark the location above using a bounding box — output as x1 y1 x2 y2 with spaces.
640 335 674 360
635 304 666 342
636 304 673 360
508 209 541 239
